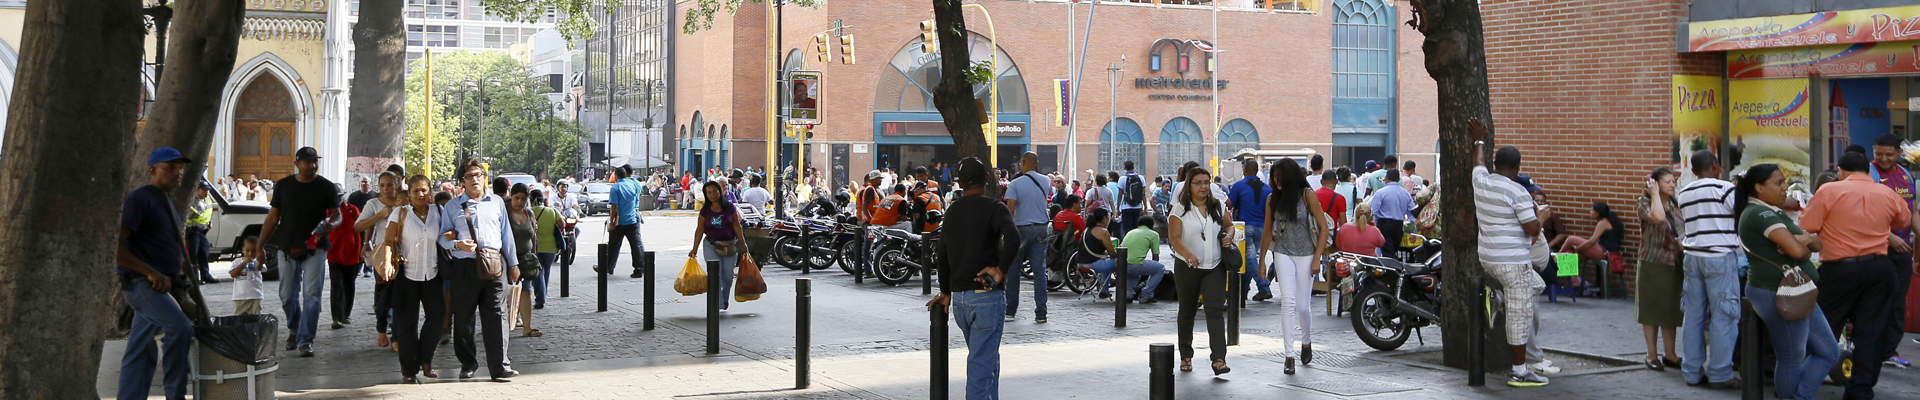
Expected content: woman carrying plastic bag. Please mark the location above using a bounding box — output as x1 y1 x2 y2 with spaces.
688 181 748 310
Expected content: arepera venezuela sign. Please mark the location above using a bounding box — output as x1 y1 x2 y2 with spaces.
1727 39 1920 79
1689 5 1920 52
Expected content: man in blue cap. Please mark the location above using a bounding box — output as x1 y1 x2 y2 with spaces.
116 147 195 400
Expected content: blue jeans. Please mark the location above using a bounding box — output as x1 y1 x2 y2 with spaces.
704 241 739 310
1005 225 1051 317
534 253 557 307
951 290 1005 400
1750 286 1840 400
188 230 211 279
120 277 193 400
1240 227 1272 295
1087 258 1167 301
279 250 328 346
1680 252 1740 384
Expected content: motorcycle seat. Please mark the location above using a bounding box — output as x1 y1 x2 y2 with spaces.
884 229 921 241
1398 259 1435 276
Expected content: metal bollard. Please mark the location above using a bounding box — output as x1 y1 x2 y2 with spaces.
597 244 610 312
1740 298 1761 400
1115 247 1128 328
855 228 868 284
706 260 721 355
1468 275 1487 387
644 251 656 331
561 236 572 298
1149 343 1174 399
797 278 812 389
922 238 933 295
931 304 949 400
1227 265 1241 346
801 227 812 276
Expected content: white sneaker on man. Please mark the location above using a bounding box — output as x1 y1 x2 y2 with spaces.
1528 359 1561 375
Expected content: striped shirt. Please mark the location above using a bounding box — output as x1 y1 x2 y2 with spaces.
1473 166 1536 264
1677 178 1739 257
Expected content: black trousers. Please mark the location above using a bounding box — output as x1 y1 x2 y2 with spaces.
390 276 445 377
1174 259 1228 362
1817 254 1896 399
1377 218 1405 259
447 258 509 377
1119 208 1142 238
374 280 392 334
328 262 361 324
1887 249 1912 359
606 224 644 275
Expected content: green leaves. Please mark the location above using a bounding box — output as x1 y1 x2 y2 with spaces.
964 60 994 86
405 51 586 180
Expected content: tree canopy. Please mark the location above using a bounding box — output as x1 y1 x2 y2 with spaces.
405 51 585 180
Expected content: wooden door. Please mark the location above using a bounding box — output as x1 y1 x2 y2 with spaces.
232 121 295 180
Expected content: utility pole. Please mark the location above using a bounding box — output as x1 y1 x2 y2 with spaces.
1107 58 1121 175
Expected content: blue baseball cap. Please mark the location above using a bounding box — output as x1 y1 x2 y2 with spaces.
1364 160 1379 170
147 147 191 166
1514 173 1543 193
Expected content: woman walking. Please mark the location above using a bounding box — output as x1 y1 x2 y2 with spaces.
1257 160 1333 374
531 190 564 310
690 181 748 311
1735 164 1838 400
1169 166 1233 375
506 184 542 337
383 174 447 383
1635 168 1685 370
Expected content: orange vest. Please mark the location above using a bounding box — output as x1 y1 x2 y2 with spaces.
871 194 907 226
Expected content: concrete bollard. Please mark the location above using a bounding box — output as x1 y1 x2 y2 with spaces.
706 260 721 355
1115 247 1128 328
1150 343 1174 399
797 278 812 389
597 244 609 313
644 251 656 331
931 304 949 400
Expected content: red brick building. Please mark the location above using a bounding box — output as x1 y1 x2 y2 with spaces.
671 0 1441 191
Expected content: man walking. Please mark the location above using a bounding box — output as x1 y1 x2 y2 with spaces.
598 165 646 279
1468 121 1555 387
1370 170 1413 259
441 160 522 382
927 157 1018 400
1868 134 1920 368
116 147 196 400
256 146 341 358
1307 155 1327 190
1803 150 1909 399
1002 152 1054 323
1118 161 1149 235
1675 149 1741 389
1228 159 1274 301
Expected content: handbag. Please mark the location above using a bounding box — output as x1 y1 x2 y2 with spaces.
1744 247 1819 322
710 239 741 258
462 202 505 280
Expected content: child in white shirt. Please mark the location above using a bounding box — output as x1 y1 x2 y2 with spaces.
228 236 265 315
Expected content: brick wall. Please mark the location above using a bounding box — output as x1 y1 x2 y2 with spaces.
1482 0 1722 293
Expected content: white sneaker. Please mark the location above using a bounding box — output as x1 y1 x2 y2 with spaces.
1004 315 1016 322
1529 359 1561 375
1507 369 1550 387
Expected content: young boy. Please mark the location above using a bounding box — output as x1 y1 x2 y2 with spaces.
229 236 265 315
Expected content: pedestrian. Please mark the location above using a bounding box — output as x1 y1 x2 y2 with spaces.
1314 171 1348 225
1370 169 1413 259
229 236 265 315
1002 152 1055 323
441 160 521 382
1735 163 1841 400
1337 203 1386 256
1335 167 1361 221
257 146 341 358
186 181 218 282
874 183 911 231
1307 154 1326 191
926 157 1017 400
690 181 748 310
911 181 946 234
326 201 364 330
1152 177 1173 241
349 176 376 209
531 190 565 310
1635 167 1685 371
1402 160 1427 193
1563 202 1625 293
856 170 884 277
1115 213 1168 304
741 174 772 215
1675 149 1742 389
1363 155 1397 197
1257 159 1332 374
1119 161 1149 235
115 147 196 400
1867 134 1919 368
506 184 542 337
384 173 447 383
1229 159 1275 302
598 165 646 279
1170 165 1232 375
1468 120 1556 387
552 180 580 269
357 169 407 349
1802 150 1908 398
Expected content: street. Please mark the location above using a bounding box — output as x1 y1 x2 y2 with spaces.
99 214 1920 399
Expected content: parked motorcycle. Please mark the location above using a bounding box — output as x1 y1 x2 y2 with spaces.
873 211 944 286
1342 234 1452 351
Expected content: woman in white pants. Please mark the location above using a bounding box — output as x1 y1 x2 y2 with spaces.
1256 160 1332 375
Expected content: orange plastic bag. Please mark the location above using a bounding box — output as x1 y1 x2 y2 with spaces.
674 258 708 296
735 257 767 302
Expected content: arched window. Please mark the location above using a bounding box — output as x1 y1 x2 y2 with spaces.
1158 117 1203 176
1097 118 1144 174
1217 118 1260 160
872 31 1027 114
1332 0 1396 151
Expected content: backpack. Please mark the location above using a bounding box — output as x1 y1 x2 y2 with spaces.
1124 173 1146 207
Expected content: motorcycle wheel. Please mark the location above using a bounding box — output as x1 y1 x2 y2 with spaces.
837 238 863 275
1830 331 1854 385
874 243 916 286
803 235 837 270
1351 284 1413 351
771 234 804 270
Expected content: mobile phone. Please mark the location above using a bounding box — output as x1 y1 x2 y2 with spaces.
975 273 999 289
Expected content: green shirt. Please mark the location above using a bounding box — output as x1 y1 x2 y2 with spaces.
1737 201 1817 291
1120 226 1161 265
534 206 563 254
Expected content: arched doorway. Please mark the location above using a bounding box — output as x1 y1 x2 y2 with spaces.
231 74 298 180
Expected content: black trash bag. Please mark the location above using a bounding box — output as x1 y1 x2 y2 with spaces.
194 314 279 366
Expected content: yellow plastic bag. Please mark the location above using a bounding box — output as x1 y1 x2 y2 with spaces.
675 258 708 296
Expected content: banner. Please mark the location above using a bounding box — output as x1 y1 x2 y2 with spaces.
1728 78 1812 187
1052 79 1070 127
1728 40 1920 79
1689 5 1920 52
1672 75 1724 185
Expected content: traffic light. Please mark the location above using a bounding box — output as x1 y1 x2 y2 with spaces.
840 34 856 64
920 20 938 53
813 33 830 63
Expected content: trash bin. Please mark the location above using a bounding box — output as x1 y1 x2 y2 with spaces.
193 314 279 400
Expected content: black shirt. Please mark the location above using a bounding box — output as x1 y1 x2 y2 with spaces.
119 185 184 276
935 194 1021 293
347 190 376 210
270 175 341 249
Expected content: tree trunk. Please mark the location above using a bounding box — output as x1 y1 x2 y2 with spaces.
348 0 407 177
1410 0 1509 371
929 0 988 162
0 0 148 397
136 0 245 222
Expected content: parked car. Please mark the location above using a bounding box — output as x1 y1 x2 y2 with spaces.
585 182 612 215
200 184 277 279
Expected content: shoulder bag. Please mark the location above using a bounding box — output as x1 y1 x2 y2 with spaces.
1744 247 1819 321
709 204 744 258
463 202 505 280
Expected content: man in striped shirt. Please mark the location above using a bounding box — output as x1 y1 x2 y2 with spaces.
1676 150 1741 389
1469 119 1554 387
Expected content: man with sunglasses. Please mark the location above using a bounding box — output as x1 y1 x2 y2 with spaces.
440 160 522 382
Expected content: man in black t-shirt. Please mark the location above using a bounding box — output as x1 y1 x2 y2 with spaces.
926 157 1017 399
348 176 376 209
256 147 341 358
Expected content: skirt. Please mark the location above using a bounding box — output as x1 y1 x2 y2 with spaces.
1634 260 1683 327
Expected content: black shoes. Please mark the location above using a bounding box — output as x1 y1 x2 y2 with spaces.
1302 344 1313 366
630 270 644 279
492 369 521 382
1034 314 1048 324
1284 357 1296 375
1252 292 1273 301
286 334 296 351
1138 297 1159 304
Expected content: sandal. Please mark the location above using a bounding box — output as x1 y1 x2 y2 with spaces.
377 333 390 348
523 328 543 337
1180 358 1193 372
1212 359 1231 375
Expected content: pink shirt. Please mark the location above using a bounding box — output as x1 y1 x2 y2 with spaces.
1336 224 1386 256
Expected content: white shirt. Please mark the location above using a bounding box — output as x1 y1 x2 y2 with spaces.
230 256 265 301
390 204 444 281
741 187 772 211
1170 200 1224 269
360 199 393 254
553 192 580 218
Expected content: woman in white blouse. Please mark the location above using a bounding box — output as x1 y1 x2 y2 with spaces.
383 174 447 383
1167 166 1232 376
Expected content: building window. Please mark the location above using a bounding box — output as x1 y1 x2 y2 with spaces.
409 25 460 47
1332 0 1392 100
1217 118 1260 161
1098 118 1145 174
872 31 1027 114
1158 117 1203 177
